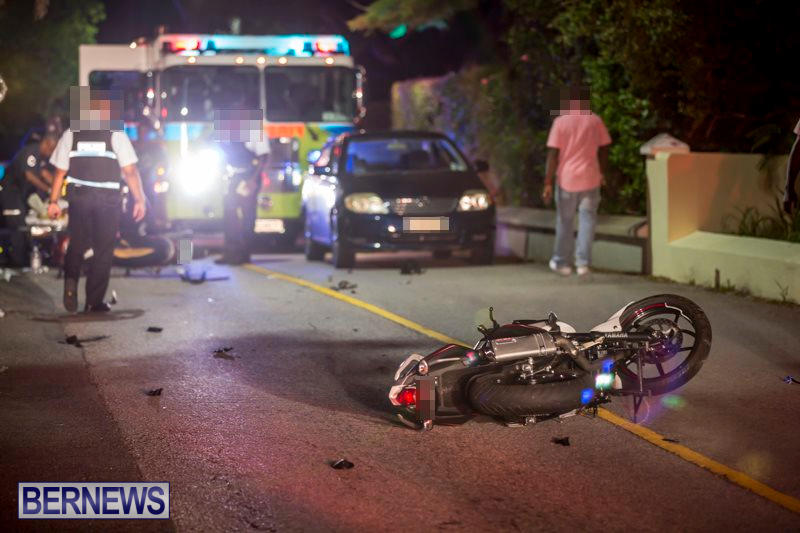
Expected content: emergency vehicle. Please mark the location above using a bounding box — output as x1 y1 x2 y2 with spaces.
78 33 366 240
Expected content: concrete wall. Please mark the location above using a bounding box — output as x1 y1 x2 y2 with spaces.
647 152 800 302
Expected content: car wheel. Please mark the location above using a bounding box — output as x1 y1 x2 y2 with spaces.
332 234 355 269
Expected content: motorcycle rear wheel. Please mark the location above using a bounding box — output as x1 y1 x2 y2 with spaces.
617 294 712 396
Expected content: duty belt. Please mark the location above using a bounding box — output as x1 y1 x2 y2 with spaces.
65 176 121 190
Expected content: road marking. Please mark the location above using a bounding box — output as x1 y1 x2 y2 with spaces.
243 264 466 347
244 262 800 516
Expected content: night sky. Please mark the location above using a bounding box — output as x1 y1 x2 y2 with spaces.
96 0 479 122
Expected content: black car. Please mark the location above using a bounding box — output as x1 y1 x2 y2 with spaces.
301 131 495 268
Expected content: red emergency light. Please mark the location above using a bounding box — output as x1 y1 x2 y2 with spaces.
315 39 339 54
173 39 201 52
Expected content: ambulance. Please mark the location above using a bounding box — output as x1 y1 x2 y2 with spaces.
78 33 366 241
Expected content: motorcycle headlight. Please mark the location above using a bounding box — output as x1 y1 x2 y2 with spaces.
175 148 223 195
457 189 491 211
344 193 389 214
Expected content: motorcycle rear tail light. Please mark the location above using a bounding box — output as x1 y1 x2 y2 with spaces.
396 387 417 408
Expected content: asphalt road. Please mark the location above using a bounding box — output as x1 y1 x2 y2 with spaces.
2 250 799 531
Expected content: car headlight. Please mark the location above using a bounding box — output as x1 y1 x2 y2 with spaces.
457 189 491 211
175 148 222 195
344 193 389 214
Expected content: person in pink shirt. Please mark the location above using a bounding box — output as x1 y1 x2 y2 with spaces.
542 86 611 276
782 118 800 214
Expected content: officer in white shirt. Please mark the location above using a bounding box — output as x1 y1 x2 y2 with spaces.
47 88 147 312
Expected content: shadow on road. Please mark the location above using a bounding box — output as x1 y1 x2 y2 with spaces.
149 332 430 426
30 309 145 323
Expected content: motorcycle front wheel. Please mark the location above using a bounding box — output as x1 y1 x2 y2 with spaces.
617 294 712 396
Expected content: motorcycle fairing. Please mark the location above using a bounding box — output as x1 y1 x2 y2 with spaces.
590 301 635 333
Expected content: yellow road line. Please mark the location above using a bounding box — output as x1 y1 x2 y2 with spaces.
244 262 800 516
596 408 800 514
244 264 467 347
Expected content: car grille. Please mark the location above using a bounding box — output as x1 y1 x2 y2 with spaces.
389 196 457 216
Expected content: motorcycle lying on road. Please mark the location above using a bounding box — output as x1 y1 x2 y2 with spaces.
389 294 711 429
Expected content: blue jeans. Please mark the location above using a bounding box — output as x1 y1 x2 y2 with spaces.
552 186 600 268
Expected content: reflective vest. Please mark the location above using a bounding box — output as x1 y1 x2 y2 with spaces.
66 130 122 190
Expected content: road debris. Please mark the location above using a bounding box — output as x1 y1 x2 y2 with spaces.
330 459 354 470
179 266 230 284
0 308 5 318
330 280 357 291
213 347 236 360
147 326 163 333
0 365 8 374
551 436 570 446
783 375 800 384
65 335 80 347
400 260 423 275
145 387 163 396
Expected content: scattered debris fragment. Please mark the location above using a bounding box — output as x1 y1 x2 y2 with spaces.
65 335 79 345
551 436 570 446
145 388 163 396
783 375 800 385
329 280 357 291
400 260 423 275
330 459 354 470
663 438 680 443
353 328 359 332
0 308 4 318
213 347 235 360
147 326 163 333
0 365 8 374
179 267 230 284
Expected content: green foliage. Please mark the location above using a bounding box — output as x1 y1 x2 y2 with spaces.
357 0 800 214
348 0 477 33
0 0 105 155
723 195 800 244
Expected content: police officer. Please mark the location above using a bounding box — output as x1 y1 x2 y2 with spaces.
215 109 270 265
47 90 147 312
0 133 58 266
216 141 268 265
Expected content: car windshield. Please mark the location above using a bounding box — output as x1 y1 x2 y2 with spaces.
265 66 355 122
343 137 469 175
160 66 260 121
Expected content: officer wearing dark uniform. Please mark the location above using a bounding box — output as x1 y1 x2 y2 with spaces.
217 141 265 265
0 134 57 266
48 90 146 312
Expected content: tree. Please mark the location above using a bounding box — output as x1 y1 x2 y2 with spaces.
0 0 105 157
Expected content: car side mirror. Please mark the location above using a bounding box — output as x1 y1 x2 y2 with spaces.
474 160 489 173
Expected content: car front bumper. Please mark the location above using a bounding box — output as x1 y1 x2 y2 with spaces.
339 210 495 252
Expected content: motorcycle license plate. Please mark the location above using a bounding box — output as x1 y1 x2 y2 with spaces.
403 217 449 232
254 218 285 233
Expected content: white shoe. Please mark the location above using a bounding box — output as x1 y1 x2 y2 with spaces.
549 259 572 276
576 265 591 276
